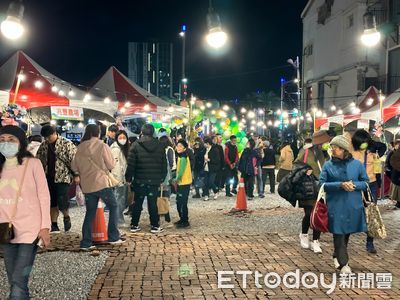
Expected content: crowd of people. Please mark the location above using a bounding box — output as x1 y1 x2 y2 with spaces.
1 120 400 297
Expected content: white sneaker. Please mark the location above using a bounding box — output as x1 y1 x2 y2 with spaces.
213 193 219 200
204 196 209 201
340 264 352 274
333 258 340 269
299 233 309 249
311 240 322 253
109 239 126 245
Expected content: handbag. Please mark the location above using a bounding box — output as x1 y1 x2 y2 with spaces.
75 184 85 206
310 184 329 233
0 160 29 244
88 157 120 188
157 185 170 215
363 185 387 239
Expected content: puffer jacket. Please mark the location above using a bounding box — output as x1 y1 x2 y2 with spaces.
110 142 127 186
71 137 115 193
295 145 326 178
279 145 294 171
291 164 319 207
125 135 167 185
36 135 77 184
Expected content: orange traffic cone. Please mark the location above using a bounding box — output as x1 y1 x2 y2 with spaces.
235 177 247 211
92 200 108 244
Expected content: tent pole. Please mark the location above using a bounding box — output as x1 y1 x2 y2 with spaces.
11 67 24 105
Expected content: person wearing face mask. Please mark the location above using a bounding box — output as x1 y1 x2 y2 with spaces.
351 129 383 254
319 135 369 274
110 130 129 225
0 125 51 299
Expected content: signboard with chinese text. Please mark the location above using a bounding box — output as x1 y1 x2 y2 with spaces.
51 106 84 121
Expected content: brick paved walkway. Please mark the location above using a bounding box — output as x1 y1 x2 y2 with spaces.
83 209 400 299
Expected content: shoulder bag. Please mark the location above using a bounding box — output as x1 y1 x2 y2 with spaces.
0 159 30 244
88 157 120 188
157 185 170 215
363 184 387 239
310 184 329 233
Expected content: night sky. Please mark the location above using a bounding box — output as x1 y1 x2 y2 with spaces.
0 0 307 103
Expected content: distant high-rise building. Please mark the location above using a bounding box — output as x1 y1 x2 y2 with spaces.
128 42 173 99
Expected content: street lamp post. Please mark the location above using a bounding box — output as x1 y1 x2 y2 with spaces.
179 25 187 102
1 0 25 40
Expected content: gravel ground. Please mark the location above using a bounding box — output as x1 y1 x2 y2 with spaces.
66 188 304 236
0 251 108 300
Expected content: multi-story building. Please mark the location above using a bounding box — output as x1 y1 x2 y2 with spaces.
301 0 400 112
128 42 173 99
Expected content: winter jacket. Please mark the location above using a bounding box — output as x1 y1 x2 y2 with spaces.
262 147 276 169
295 145 326 178
37 136 77 184
238 148 261 176
176 152 193 186
204 145 221 173
319 156 369 235
125 135 167 185
224 142 239 168
216 144 225 171
291 164 319 207
279 145 294 171
352 150 377 183
194 146 206 172
110 142 127 186
71 137 116 193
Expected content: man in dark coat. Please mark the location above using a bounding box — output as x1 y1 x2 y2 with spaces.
125 124 167 234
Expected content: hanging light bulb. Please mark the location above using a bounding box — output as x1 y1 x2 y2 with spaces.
337 109 343 115
144 104 150 111
240 107 247 113
366 98 374 106
68 89 75 97
330 105 336 111
104 97 111 104
58 90 65 96
34 80 43 89
51 85 58 93
322 112 327 118
83 94 91 102
206 102 212 108
124 101 131 107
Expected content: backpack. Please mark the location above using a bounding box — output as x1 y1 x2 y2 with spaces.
238 150 256 176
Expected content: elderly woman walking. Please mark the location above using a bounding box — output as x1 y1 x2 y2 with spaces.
319 135 369 274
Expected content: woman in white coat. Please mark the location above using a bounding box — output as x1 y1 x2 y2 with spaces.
110 130 129 224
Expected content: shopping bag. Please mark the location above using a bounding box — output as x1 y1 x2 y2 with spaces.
310 184 329 232
363 185 387 239
75 185 85 206
157 185 170 215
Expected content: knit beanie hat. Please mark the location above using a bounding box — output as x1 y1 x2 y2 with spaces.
330 135 350 151
0 125 27 147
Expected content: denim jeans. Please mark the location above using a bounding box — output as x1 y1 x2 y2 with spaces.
203 171 218 196
225 167 238 194
2 243 38 300
131 183 160 228
176 184 191 222
81 188 120 248
114 185 128 224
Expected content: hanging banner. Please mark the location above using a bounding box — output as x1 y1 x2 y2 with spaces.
357 119 369 129
320 123 329 130
51 106 84 121
328 115 344 126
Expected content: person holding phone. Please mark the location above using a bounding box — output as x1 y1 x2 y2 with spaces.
319 135 369 274
0 125 51 299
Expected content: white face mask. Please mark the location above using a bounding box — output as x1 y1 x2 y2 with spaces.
0 142 19 158
118 139 127 145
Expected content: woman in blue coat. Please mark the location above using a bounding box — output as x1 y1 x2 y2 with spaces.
319 135 369 274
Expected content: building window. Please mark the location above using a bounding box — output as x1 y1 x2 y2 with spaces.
317 0 334 25
317 81 325 108
304 44 313 57
347 14 354 28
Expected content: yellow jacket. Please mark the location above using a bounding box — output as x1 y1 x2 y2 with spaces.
279 145 294 171
352 150 377 183
176 156 192 185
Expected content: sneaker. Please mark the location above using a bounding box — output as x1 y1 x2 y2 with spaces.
176 221 190 228
213 193 219 200
311 240 322 253
204 196 209 201
192 194 201 199
50 224 60 234
130 225 141 233
80 245 96 251
150 226 164 234
333 257 340 269
299 233 309 249
109 239 126 245
340 264 352 274
63 217 71 232
226 193 233 197
174 220 183 225
231 189 237 195
259 194 265 198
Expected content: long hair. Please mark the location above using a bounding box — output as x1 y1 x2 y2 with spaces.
159 135 175 149
351 129 371 151
0 137 33 176
81 124 100 142
116 130 129 159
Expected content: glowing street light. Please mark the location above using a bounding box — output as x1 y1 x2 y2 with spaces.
361 12 381 47
247 111 256 119
240 107 247 114
1 0 25 40
206 102 212 108
205 0 228 49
